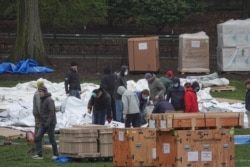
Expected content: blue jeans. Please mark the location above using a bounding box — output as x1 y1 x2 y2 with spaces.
69 89 81 99
35 123 58 157
92 109 107 125
115 99 122 122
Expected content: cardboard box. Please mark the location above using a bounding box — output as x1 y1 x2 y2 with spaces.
60 127 98 139
59 138 98 154
128 36 159 72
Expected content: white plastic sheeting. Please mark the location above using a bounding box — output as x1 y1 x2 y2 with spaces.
0 77 248 132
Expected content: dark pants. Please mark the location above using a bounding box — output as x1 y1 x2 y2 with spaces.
35 123 58 157
92 109 107 125
125 113 141 128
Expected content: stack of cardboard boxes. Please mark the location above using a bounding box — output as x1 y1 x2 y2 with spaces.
59 125 113 158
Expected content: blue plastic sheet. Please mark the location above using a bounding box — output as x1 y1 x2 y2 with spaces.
0 59 53 74
234 135 250 145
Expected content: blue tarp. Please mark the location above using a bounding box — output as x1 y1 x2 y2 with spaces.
0 59 53 74
234 135 250 145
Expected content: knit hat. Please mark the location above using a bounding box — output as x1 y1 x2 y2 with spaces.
165 70 174 77
71 61 78 66
145 73 152 79
38 86 48 93
36 80 44 88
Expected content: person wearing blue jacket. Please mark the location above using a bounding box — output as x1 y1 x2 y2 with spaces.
135 89 150 124
152 96 175 113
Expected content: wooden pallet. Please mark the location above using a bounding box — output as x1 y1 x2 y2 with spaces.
210 85 236 92
178 68 210 75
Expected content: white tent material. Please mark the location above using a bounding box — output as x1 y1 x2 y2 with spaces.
0 77 248 131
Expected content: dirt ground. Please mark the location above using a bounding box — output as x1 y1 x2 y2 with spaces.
0 57 249 84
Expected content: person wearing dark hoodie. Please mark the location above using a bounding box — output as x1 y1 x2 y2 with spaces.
114 65 129 122
32 86 59 160
191 81 200 94
100 66 117 123
152 95 175 113
166 77 185 112
88 87 111 125
64 61 82 99
117 86 141 128
145 73 165 105
184 82 199 113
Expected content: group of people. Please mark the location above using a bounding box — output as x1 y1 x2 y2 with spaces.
145 71 199 114
31 61 201 160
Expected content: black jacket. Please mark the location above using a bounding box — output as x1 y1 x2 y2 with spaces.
100 66 117 96
166 77 185 111
114 65 128 99
64 68 81 94
88 89 112 118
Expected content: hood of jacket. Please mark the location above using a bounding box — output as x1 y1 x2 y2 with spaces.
173 77 180 84
120 65 128 76
117 86 126 95
103 66 112 74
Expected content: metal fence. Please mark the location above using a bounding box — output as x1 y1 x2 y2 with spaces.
0 33 179 59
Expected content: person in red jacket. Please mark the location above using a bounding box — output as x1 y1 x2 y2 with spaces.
184 82 198 113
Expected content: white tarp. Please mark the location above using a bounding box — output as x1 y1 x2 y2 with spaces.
0 77 248 131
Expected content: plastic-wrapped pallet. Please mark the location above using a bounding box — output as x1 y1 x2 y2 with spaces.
217 19 250 72
178 31 210 74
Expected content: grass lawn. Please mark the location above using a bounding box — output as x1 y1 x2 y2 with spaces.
0 79 249 166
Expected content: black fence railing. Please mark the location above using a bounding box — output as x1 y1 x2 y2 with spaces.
0 33 179 58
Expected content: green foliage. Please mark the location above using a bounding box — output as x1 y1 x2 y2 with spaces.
39 0 108 31
127 0 203 31
0 0 16 19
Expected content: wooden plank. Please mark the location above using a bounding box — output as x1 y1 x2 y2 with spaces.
178 68 210 75
205 112 244 128
172 113 206 130
210 85 236 92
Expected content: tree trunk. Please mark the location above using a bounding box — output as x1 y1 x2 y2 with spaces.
242 0 250 19
8 0 51 65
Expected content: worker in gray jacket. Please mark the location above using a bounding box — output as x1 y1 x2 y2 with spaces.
117 86 141 128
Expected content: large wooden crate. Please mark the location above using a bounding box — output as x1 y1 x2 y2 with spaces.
113 128 158 167
205 112 244 128
147 112 244 130
156 129 235 167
